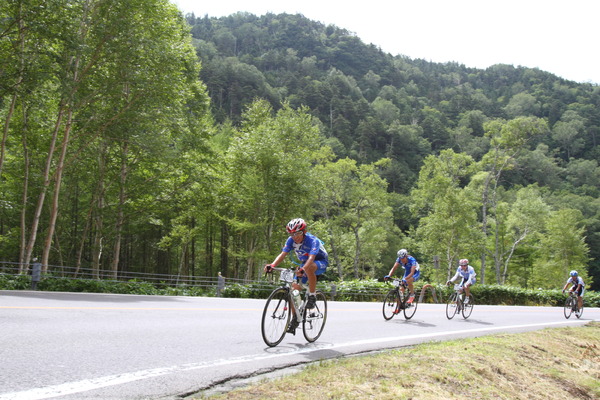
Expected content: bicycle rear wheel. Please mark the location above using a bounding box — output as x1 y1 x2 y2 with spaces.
403 293 418 320
462 294 474 319
446 293 458 319
382 289 401 320
261 287 291 347
563 296 574 319
303 290 327 343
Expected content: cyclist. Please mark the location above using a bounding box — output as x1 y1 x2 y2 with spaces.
264 218 328 333
562 270 585 311
384 249 420 304
446 258 476 303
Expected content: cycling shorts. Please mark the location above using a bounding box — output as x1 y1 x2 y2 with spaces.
298 260 328 284
462 277 476 286
403 269 420 281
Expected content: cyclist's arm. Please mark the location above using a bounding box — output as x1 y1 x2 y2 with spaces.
269 251 289 268
388 262 400 277
448 270 460 283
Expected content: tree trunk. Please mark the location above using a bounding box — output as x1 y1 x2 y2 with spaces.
352 226 361 279
42 109 73 270
220 222 229 276
111 142 129 279
24 107 64 270
92 142 107 279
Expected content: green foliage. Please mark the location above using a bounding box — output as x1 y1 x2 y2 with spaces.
2 9 600 290
2 274 598 307
0 274 31 290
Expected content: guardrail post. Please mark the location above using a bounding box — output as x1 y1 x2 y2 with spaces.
330 284 336 300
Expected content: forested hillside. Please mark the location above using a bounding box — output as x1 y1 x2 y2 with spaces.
1 2 598 288
185 12 600 286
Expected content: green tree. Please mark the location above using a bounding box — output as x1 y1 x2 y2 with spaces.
552 110 586 161
411 149 482 282
220 100 327 279
531 209 590 288
314 158 394 279
477 117 548 283
500 186 551 285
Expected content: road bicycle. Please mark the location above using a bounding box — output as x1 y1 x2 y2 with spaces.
382 278 418 320
261 267 328 347
445 283 474 319
563 291 583 319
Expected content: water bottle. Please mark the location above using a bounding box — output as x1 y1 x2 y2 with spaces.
292 289 301 308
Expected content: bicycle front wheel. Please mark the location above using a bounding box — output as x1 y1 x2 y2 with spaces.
563 296 574 319
403 293 418 320
462 294 474 319
382 289 400 320
446 293 458 319
303 290 327 343
261 287 291 347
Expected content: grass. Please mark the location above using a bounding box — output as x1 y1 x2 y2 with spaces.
195 322 600 400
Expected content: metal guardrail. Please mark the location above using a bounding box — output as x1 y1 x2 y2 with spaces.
0 261 394 301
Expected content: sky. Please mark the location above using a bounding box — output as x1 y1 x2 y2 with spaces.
171 0 599 85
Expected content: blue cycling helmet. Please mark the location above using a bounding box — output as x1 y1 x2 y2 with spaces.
570 270 578 276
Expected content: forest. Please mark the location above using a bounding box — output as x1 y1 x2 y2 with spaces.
1 0 599 289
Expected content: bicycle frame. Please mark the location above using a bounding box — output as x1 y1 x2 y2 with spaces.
382 278 418 320
564 291 583 319
446 283 473 319
271 267 305 317
261 266 328 347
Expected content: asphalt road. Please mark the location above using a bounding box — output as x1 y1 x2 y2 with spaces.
1 290 598 399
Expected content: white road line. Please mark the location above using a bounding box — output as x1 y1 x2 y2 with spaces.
0 319 591 400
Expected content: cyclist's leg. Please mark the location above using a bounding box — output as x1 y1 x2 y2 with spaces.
301 260 327 308
406 269 419 293
303 260 327 292
578 287 584 309
464 278 475 297
406 270 419 303
404 269 414 294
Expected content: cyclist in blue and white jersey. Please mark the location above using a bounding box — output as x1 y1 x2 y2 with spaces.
384 249 420 304
446 258 476 302
562 270 585 310
264 218 328 310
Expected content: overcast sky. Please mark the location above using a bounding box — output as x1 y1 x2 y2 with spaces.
171 0 599 84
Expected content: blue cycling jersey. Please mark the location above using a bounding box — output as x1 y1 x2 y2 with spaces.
395 255 419 270
283 232 328 263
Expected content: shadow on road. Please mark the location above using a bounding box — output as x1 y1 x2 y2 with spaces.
455 318 494 325
387 319 437 328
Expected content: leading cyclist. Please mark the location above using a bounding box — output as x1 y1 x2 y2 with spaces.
264 218 328 332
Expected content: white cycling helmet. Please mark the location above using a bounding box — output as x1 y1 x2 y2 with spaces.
286 218 306 234
397 249 408 258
